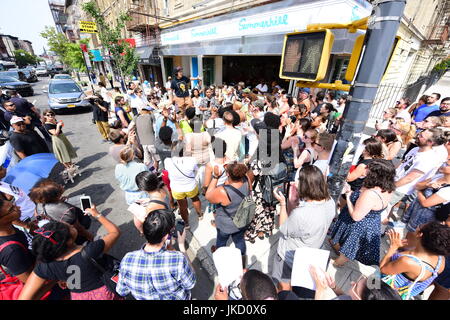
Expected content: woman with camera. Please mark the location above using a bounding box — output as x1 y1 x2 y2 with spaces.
42 109 78 176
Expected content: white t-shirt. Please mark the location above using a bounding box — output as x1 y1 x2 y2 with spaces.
0 182 35 221
205 118 225 134
395 148 440 195
100 87 111 103
431 173 450 205
130 96 148 113
164 157 198 193
256 84 268 93
215 127 242 161
396 109 412 123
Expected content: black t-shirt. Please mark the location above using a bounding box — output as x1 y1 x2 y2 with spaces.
0 228 35 277
34 240 106 293
93 101 109 122
44 123 63 135
171 76 190 98
10 130 50 157
425 110 450 118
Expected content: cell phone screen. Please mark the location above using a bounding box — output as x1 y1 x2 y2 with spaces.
81 198 91 210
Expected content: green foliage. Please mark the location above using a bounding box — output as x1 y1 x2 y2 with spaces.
82 1 138 77
13 50 37 68
40 26 92 72
433 58 450 71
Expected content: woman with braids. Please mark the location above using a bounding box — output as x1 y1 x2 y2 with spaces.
18 205 121 300
330 159 396 267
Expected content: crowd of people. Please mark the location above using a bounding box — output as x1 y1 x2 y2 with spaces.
0 65 449 301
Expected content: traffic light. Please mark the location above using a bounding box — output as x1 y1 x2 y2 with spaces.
279 29 334 82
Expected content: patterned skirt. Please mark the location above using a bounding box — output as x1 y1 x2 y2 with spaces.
70 285 123 300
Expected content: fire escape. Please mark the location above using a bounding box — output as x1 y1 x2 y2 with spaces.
423 0 450 47
126 0 178 65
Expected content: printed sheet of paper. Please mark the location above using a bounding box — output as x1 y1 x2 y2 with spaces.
127 203 147 217
290 247 330 290
213 247 243 287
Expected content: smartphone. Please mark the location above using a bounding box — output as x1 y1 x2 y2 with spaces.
110 272 119 284
80 196 92 212
172 220 185 238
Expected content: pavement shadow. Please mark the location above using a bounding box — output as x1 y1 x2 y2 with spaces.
65 166 102 189
67 183 114 206
77 152 108 168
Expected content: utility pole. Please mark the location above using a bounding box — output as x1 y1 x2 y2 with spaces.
328 0 406 200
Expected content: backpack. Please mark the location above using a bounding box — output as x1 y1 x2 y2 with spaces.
258 161 288 205
81 249 121 296
223 183 256 229
0 241 51 300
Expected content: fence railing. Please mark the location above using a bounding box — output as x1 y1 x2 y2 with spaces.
369 70 446 120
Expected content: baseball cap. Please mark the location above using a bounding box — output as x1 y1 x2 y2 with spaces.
300 88 310 94
10 116 24 125
173 66 183 75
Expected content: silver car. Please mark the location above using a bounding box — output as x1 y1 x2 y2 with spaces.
46 79 92 112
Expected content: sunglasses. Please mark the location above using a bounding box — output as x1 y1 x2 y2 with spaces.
46 114 55 117
313 141 322 147
34 228 58 245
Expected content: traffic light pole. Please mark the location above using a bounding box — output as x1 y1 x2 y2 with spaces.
328 0 406 201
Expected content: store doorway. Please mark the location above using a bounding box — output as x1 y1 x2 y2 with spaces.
222 55 286 89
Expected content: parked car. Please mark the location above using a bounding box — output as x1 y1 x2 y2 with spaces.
49 66 69 78
46 79 92 112
0 70 28 83
19 69 38 83
53 74 72 80
35 66 49 76
0 75 34 97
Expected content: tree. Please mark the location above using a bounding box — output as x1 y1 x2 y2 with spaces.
82 1 139 79
13 50 37 68
40 26 92 72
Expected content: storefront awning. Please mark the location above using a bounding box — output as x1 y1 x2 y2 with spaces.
159 0 371 56
136 46 153 63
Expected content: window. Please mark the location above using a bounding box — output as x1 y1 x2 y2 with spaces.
49 82 81 94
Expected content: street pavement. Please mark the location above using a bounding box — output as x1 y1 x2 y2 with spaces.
28 76 214 300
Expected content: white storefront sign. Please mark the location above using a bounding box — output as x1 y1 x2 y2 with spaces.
161 0 372 46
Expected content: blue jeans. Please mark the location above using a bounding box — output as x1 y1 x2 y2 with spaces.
216 228 246 255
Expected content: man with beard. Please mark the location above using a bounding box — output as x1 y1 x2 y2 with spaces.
413 93 441 123
389 128 447 213
425 97 450 119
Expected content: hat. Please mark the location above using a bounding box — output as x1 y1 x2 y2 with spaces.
242 88 251 94
300 88 310 94
10 116 24 125
173 66 183 75
142 106 154 111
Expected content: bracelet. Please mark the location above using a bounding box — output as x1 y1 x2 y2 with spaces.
212 175 219 179
93 214 102 220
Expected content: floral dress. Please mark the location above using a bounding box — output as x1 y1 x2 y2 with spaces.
244 161 277 242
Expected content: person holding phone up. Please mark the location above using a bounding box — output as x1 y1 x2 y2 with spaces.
18 205 122 300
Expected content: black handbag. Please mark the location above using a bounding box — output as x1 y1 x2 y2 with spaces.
81 249 121 295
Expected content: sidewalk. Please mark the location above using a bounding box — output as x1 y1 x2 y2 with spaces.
182 196 378 300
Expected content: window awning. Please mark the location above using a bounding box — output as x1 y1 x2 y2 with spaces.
136 46 153 63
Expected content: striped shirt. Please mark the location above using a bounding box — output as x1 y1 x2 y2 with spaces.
116 245 196 300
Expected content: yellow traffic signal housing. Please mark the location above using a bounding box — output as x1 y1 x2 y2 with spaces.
345 35 401 82
279 29 335 82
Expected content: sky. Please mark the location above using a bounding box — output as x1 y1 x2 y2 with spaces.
0 0 58 55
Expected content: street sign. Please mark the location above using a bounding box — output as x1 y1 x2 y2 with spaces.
279 29 334 82
83 51 91 69
79 21 98 34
